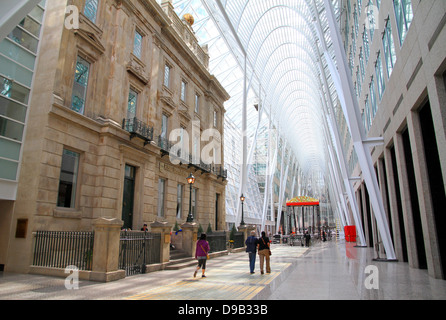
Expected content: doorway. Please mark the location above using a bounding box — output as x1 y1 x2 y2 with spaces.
215 193 220 231
122 165 136 230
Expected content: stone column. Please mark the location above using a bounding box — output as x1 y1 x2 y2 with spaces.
90 217 125 282
150 221 172 263
238 224 256 247
181 222 199 257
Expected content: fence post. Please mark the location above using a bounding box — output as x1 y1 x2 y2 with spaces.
150 221 172 263
181 222 199 258
90 217 125 282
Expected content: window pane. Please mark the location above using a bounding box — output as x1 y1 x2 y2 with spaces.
7 27 39 54
133 31 142 59
164 64 170 87
176 184 183 218
0 95 27 123
0 39 36 70
181 80 186 101
127 88 137 119
0 137 21 160
0 158 18 180
191 187 196 218
0 75 30 104
71 56 90 114
157 178 165 217
84 0 99 24
195 93 199 113
0 55 34 87
57 149 80 208
0 117 24 141
28 6 44 23
18 16 42 37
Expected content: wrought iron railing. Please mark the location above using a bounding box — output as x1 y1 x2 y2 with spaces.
205 231 227 253
211 165 228 180
32 231 94 271
122 117 154 145
233 232 245 249
118 231 161 276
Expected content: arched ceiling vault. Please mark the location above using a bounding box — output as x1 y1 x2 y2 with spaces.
171 0 341 176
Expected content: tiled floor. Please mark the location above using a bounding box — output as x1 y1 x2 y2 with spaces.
1 241 445 300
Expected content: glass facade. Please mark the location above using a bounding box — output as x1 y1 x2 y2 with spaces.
0 0 46 181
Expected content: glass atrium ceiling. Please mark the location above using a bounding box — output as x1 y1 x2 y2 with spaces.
170 0 342 176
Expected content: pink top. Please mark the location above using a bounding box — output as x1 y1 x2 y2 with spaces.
195 240 210 259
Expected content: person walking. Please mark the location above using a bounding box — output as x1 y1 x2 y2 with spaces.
245 231 258 274
257 231 271 274
304 231 311 247
194 233 210 278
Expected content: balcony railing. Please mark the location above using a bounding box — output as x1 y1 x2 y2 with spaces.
122 117 154 146
157 135 226 179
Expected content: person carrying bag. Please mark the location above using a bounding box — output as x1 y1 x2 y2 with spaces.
194 233 210 278
257 231 271 274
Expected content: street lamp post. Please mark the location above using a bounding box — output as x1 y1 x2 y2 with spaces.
240 194 245 226
186 173 195 223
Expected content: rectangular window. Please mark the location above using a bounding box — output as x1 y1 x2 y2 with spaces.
133 30 142 59
0 55 33 88
0 117 24 141
194 93 200 113
191 187 197 219
71 56 90 114
164 64 171 88
176 184 183 219
375 52 385 100
382 19 397 78
84 0 99 24
57 149 80 208
181 80 187 102
213 110 218 127
394 0 413 46
157 178 166 217
127 88 137 119
370 77 377 117
0 75 30 105
161 114 168 139
7 26 39 54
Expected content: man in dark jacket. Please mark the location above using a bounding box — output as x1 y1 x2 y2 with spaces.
245 231 258 274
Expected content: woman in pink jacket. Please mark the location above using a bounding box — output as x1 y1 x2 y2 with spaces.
194 233 210 278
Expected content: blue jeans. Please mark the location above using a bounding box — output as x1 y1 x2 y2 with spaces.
248 252 256 273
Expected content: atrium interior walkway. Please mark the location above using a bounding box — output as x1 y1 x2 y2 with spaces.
1 240 446 301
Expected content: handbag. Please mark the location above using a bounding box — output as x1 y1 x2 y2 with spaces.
261 238 272 256
200 243 210 259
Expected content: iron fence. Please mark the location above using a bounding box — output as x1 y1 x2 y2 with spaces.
233 232 245 249
32 231 94 270
206 231 227 253
118 231 161 276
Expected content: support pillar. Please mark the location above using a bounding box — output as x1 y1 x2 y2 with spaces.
150 221 172 263
181 222 198 258
91 217 125 282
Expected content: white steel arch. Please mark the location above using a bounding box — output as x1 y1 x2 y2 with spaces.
169 0 396 259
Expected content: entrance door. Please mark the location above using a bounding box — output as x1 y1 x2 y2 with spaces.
215 193 219 230
122 165 136 229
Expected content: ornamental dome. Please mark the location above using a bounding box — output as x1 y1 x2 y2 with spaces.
182 13 194 26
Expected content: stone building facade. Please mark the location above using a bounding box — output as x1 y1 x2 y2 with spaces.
1 0 229 273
